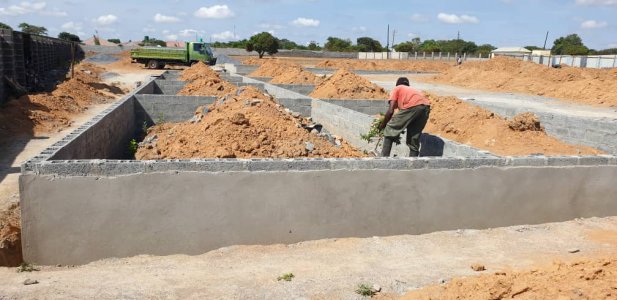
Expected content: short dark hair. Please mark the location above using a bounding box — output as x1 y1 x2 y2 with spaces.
396 77 410 86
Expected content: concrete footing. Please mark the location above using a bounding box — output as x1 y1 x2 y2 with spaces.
18 68 617 266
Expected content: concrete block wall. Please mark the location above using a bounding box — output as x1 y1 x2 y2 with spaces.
321 99 389 116
153 80 186 95
134 94 216 125
468 101 617 154
273 84 315 96
0 29 75 104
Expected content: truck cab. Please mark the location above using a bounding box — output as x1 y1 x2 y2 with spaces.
189 42 216 65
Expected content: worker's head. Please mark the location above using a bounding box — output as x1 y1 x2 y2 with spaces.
395 77 410 87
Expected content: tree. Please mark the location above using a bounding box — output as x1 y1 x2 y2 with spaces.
245 32 279 58
58 32 81 42
307 41 321 51
524 46 543 51
594 48 617 55
356 37 383 52
278 38 299 50
107 38 121 44
477 44 497 56
140 36 166 47
418 39 441 52
394 37 421 53
18 23 47 35
324 37 354 52
552 34 589 55
0 22 12 30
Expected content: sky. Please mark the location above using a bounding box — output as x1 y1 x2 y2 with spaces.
1 0 616 49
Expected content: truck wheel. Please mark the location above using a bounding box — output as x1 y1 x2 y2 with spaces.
157 62 165 69
147 60 158 69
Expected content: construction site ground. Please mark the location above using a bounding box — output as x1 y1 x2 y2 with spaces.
1 217 616 299
2 52 617 299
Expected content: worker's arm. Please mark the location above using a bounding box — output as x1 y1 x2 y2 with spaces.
379 99 398 131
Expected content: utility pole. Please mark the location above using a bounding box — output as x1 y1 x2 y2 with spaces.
543 31 549 50
392 29 396 49
457 31 460 40
386 24 390 51
233 25 236 41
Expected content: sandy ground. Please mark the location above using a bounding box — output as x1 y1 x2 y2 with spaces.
0 217 616 299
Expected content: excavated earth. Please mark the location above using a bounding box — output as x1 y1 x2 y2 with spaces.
310 69 390 100
423 93 604 156
424 56 617 107
178 62 237 97
0 63 118 140
135 86 365 159
316 59 452 72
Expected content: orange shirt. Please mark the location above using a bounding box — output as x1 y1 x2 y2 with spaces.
389 85 430 110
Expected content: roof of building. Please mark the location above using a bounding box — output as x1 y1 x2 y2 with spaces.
492 47 532 53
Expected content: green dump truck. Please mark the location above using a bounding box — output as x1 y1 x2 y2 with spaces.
130 41 217 69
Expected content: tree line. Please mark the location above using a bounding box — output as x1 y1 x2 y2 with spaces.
1 22 615 56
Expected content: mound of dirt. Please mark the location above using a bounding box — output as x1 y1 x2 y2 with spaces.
425 56 617 107
270 66 324 85
508 112 544 132
178 78 238 97
242 57 279 65
180 61 221 81
309 69 389 100
316 59 452 72
0 204 22 267
135 86 366 159
423 93 603 156
0 62 117 138
249 60 300 78
402 257 617 300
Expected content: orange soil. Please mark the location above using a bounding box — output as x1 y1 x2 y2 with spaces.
402 257 617 300
0 62 117 139
424 56 617 107
177 62 237 97
316 59 452 72
0 204 21 267
270 67 324 85
309 69 390 100
423 93 604 156
249 60 300 77
135 86 365 159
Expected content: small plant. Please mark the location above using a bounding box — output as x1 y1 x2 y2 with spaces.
17 262 39 273
355 283 376 297
128 139 138 155
360 114 385 143
277 273 295 282
156 113 165 124
142 121 149 134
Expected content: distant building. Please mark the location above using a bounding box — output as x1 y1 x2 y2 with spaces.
491 47 532 58
82 37 117 46
531 50 551 56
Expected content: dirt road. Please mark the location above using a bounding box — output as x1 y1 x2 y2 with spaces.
1 217 616 299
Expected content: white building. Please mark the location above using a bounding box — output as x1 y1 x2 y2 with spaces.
491 47 532 58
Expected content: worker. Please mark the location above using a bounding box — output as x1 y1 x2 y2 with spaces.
379 77 431 157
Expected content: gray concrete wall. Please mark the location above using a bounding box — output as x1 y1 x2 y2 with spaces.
311 99 495 157
273 84 315 96
153 80 185 95
20 162 617 265
50 96 136 160
134 94 216 125
321 99 389 116
277 98 312 117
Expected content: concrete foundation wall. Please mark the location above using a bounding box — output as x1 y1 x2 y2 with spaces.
273 84 315 96
50 96 136 160
134 94 216 125
321 99 389 116
277 98 312 117
20 163 617 265
311 99 495 157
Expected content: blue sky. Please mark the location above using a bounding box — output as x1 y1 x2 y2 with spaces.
1 0 616 49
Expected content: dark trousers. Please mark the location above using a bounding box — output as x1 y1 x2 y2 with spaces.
381 105 430 157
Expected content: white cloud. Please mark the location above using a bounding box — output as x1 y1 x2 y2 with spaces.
352 26 367 32
212 30 238 40
93 14 118 26
410 13 428 22
437 13 479 24
259 23 284 30
576 0 617 5
154 13 180 23
0 1 45 15
179 29 200 37
194 5 234 19
581 20 608 29
61 21 82 31
291 17 320 27
41 9 67 17
143 27 156 33
165 34 179 40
